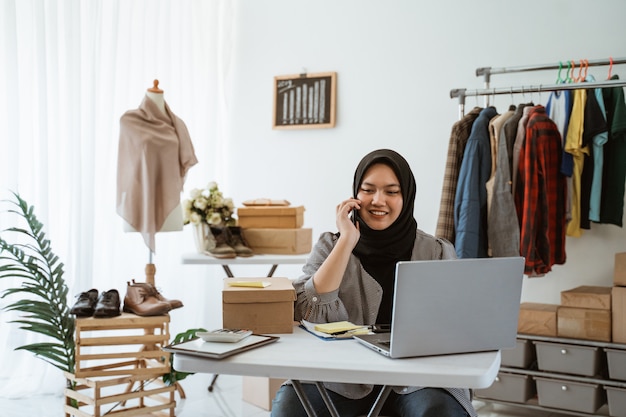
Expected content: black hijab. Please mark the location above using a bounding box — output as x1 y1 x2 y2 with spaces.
351 149 417 324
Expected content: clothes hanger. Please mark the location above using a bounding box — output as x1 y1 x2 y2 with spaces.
565 60 574 83
556 61 565 84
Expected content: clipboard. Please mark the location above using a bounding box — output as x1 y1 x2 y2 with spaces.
162 334 279 360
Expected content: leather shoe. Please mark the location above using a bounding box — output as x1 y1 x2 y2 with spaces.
207 226 237 259
93 289 121 318
70 289 98 317
130 279 183 310
123 282 171 316
228 226 253 257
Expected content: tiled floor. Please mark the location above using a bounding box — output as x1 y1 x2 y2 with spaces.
0 372 576 417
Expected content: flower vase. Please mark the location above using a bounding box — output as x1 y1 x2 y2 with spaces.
192 223 216 254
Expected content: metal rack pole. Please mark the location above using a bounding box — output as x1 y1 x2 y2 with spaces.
450 78 626 117
475 57 626 108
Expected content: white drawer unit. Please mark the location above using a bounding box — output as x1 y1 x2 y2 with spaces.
474 335 626 417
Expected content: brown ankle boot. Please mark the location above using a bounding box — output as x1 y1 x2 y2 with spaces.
130 280 183 310
123 282 171 316
207 226 237 258
227 226 253 257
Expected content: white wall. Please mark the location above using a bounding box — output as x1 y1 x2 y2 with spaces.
212 0 626 306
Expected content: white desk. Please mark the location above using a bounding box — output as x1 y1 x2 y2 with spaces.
181 252 309 277
173 326 501 416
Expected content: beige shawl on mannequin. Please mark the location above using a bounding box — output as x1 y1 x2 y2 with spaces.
117 96 198 252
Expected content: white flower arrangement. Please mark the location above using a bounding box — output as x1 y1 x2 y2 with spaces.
182 181 236 226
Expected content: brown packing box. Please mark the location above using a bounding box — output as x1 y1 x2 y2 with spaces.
557 306 611 342
615 252 626 286
237 206 305 229
518 302 559 337
242 228 312 254
613 286 626 344
222 277 296 334
242 376 285 411
561 285 612 310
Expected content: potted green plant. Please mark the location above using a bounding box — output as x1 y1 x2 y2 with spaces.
0 192 75 386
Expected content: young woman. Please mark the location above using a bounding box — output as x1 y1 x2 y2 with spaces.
271 149 475 417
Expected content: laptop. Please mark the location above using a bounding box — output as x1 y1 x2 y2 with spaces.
353 256 524 358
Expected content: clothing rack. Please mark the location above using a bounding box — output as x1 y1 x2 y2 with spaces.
475 57 626 86
450 57 626 118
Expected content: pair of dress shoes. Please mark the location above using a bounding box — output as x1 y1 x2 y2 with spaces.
69 288 121 318
122 280 183 316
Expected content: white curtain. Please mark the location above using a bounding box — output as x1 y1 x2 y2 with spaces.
0 0 232 397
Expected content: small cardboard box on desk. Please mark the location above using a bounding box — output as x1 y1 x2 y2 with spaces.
222 277 296 411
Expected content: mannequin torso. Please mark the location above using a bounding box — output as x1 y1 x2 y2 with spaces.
122 84 184 235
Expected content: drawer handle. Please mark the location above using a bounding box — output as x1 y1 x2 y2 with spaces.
560 349 567 354
561 385 568 391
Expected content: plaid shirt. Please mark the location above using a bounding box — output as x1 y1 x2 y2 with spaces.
435 107 482 243
515 106 567 275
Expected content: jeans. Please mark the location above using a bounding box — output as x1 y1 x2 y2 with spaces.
270 384 470 417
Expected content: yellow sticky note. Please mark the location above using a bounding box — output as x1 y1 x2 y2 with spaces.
227 281 271 288
314 321 364 334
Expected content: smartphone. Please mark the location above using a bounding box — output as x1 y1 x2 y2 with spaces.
351 199 358 226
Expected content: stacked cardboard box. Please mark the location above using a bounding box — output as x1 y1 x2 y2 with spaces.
613 252 626 344
558 285 612 342
237 202 312 254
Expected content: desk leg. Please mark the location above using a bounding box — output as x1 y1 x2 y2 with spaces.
292 380 319 417
221 265 234 278
314 382 341 417
366 385 392 417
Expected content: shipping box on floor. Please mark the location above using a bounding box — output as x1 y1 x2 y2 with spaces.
518 302 559 336
615 252 626 286
242 228 312 254
222 277 296 334
613 286 626 344
557 306 611 342
561 285 612 310
242 376 285 411
237 206 304 229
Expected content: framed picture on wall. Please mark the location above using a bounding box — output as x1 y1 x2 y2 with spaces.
273 71 336 129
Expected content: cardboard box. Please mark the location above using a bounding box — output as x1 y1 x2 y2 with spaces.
222 277 296 334
561 285 612 310
615 252 626 286
557 306 611 342
518 302 559 337
613 286 626 344
242 376 285 411
242 228 312 254
237 206 304 229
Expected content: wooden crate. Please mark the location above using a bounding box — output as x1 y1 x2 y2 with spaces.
64 369 176 417
74 313 171 379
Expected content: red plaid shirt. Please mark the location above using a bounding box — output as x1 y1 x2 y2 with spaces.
515 106 567 275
